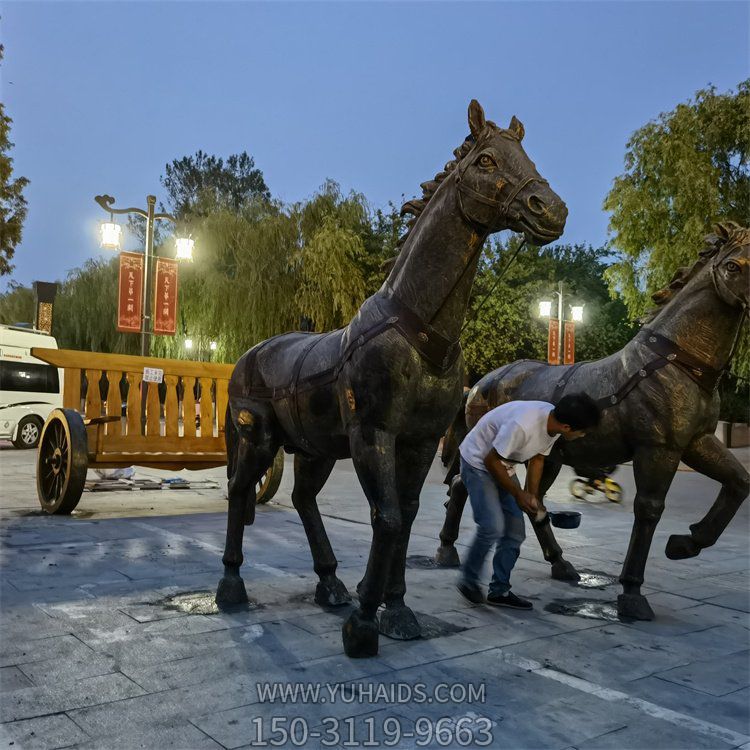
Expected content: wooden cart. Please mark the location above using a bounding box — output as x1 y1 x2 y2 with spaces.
31 348 283 514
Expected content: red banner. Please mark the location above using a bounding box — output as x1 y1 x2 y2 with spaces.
117 252 143 333
547 319 560 364
563 321 576 365
153 257 178 335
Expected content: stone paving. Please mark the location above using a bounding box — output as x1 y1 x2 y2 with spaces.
0 442 748 749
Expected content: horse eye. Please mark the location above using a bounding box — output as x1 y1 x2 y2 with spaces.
478 154 495 168
726 261 741 273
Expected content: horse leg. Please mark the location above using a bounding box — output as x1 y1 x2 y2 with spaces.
435 474 468 567
665 433 749 559
342 427 398 658
617 447 681 621
530 459 580 581
380 440 437 640
216 408 277 607
291 454 351 606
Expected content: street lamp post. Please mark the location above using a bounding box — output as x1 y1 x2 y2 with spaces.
95 194 193 356
538 282 584 365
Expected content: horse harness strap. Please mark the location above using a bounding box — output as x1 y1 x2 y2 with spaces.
382 291 461 370
550 328 723 412
639 328 724 393
240 294 460 406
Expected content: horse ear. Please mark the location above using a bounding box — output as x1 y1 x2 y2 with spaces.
468 100 486 139
509 115 525 141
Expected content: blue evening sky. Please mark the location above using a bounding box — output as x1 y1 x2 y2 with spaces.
2 1 747 289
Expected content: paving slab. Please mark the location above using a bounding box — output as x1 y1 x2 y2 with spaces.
1 446 748 748
0 713 90 749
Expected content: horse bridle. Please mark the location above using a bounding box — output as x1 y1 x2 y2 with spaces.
453 136 549 230
426 141 546 327
709 244 749 313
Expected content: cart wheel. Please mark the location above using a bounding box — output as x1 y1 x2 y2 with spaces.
36 409 88 515
570 478 587 499
255 448 285 504
604 479 623 503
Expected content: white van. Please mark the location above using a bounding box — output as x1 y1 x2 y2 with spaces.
0 325 63 448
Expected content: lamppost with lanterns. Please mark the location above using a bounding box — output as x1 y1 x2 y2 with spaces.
96 194 194 356
538 282 584 365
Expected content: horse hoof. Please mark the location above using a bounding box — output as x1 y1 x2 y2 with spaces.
665 534 701 560
315 577 352 607
551 558 580 581
435 544 461 568
215 575 249 608
617 593 655 621
379 605 421 640
342 611 379 658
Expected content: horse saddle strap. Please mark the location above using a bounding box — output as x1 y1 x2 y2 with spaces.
382 293 461 371
596 356 669 409
640 328 723 392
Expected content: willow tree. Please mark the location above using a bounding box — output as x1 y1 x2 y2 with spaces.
52 257 140 354
604 81 749 317
603 81 749 377
0 281 34 325
168 181 370 363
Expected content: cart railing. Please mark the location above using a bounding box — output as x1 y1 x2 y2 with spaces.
32 347 233 469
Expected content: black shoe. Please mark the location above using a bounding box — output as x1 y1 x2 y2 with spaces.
457 582 485 605
486 591 533 610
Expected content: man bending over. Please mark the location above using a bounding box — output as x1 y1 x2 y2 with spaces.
457 394 600 609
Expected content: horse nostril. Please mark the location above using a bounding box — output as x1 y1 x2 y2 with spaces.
527 194 546 216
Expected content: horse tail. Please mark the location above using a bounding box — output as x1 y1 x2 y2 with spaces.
442 390 470 487
225 403 237 481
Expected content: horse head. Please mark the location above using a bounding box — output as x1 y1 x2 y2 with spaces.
647 223 750 322
453 99 567 244
708 223 750 312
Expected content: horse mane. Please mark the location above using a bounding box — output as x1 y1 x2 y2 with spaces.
394 120 509 252
643 221 750 322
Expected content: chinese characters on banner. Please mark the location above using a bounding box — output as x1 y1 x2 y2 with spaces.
153 257 178 335
547 319 560 364
117 252 144 333
563 321 576 365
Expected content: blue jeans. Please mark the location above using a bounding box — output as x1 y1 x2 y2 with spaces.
460 457 526 596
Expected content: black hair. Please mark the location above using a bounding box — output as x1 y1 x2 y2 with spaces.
553 393 600 431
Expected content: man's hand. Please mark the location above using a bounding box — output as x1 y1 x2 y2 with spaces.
514 489 539 515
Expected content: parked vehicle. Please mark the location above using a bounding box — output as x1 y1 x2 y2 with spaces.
0 325 63 448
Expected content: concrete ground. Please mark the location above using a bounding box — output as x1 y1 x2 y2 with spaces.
0 441 748 749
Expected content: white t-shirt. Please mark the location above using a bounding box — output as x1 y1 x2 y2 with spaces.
459 400 560 475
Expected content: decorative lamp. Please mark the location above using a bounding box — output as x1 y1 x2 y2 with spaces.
100 220 122 250
175 236 194 261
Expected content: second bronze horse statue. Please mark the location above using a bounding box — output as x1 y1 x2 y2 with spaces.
437 223 750 622
219 100 567 656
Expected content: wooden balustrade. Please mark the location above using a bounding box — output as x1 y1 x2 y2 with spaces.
31 348 235 469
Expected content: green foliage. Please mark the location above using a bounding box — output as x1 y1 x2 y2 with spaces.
603 80 750 382
163 150 270 218
0 280 34 325
604 80 750 319
718 377 750 423
461 238 635 382
0 45 29 276
358 202 407 295
178 181 373 362
53 257 140 354
129 150 270 244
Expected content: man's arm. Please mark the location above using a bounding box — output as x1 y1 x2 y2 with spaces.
525 454 545 498
483 449 539 514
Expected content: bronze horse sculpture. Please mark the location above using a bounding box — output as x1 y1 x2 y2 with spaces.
219 100 568 657
436 223 750 621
